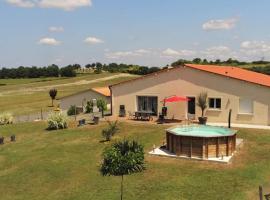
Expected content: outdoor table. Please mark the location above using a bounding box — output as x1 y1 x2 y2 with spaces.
135 111 154 121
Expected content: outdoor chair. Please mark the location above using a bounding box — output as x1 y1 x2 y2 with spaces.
158 113 165 124
10 135 16 142
93 116 99 125
135 112 140 120
119 105 126 117
0 137 4 145
78 119 86 126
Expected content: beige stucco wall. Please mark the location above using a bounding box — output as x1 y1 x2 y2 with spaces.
60 90 111 111
111 67 270 125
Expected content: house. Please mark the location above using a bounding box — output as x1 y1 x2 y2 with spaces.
60 87 111 111
109 64 270 125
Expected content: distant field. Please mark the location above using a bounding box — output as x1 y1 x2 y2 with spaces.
0 73 138 115
239 64 269 68
0 121 270 200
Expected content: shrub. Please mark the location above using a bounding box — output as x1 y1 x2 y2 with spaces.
0 112 14 125
47 111 68 130
67 105 76 116
60 66 76 77
85 100 94 113
102 121 119 141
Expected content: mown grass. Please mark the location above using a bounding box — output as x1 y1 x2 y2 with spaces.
0 122 270 200
0 73 137 115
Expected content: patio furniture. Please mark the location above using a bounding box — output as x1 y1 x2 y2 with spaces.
78 119 86 126
0 137 4 145
158 113 165 124
162 106 167 116
128 111 135 120
93 116 99 125
135 111 154 121
10 135 16 142
119 105 126 117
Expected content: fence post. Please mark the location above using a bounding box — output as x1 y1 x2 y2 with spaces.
74 106 77 121
41 108 43 120
259 185 263 200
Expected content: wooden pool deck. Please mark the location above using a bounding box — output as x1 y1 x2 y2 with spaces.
149 138 244 164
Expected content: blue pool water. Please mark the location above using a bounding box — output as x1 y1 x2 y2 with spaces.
167 125 237 137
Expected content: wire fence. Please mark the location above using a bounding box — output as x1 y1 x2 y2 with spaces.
14 110 111 123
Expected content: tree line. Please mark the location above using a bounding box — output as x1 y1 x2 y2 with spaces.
171 58 270 75
1 58 270 79
84 62 160 75
0 64 76 79
0 63 160 79
171 58 270 67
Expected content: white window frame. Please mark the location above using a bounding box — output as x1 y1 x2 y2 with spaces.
238 98 253 115
208 98 222 110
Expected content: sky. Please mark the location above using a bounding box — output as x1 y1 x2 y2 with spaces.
1 0 270 68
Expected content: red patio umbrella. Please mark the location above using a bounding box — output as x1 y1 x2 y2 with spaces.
161 96 190 119
163 96 190 103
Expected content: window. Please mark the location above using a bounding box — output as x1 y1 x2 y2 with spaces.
208 98 221 109
239 98 253 114
137 96 158 115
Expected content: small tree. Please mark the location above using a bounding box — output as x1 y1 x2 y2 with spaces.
97 98 107 117
197 92 208 117
49 88 57 107
101 140 145 200
101 120 119 141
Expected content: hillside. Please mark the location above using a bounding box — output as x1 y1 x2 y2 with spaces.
0 73 138 116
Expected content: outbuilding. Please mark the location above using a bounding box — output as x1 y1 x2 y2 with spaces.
60 87 111 111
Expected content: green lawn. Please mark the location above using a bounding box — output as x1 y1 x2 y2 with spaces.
0 122 270 200
0 73 137 115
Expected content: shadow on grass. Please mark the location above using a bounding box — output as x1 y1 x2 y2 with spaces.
99 139 110 143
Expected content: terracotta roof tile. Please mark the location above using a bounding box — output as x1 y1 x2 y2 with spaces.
110 64 270 88
91 87 111 97
184 64 270 88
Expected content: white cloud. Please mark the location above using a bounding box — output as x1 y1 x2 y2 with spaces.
204 46 231 54
162 48 195 57
134 49 151 54
106 51 139 59
49 26 64 32
162 48 180 56
38 37 61 46
240 41 270 56
6 0 34 8
241 41 270 50
202 18 237 30
105 49 154 59
201 45 236 60
6 0 92 10
39 0 91 11
84 37 104 45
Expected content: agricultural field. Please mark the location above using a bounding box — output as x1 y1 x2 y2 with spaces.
0 121 270 200
0 73 138 115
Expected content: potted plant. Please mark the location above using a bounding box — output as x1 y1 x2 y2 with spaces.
197 92 208 125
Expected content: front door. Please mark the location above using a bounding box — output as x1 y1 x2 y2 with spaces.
187 97 196 115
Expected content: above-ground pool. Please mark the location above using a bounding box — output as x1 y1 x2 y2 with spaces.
166 125 237 159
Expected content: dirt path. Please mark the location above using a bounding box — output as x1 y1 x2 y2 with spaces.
0 74 136 96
